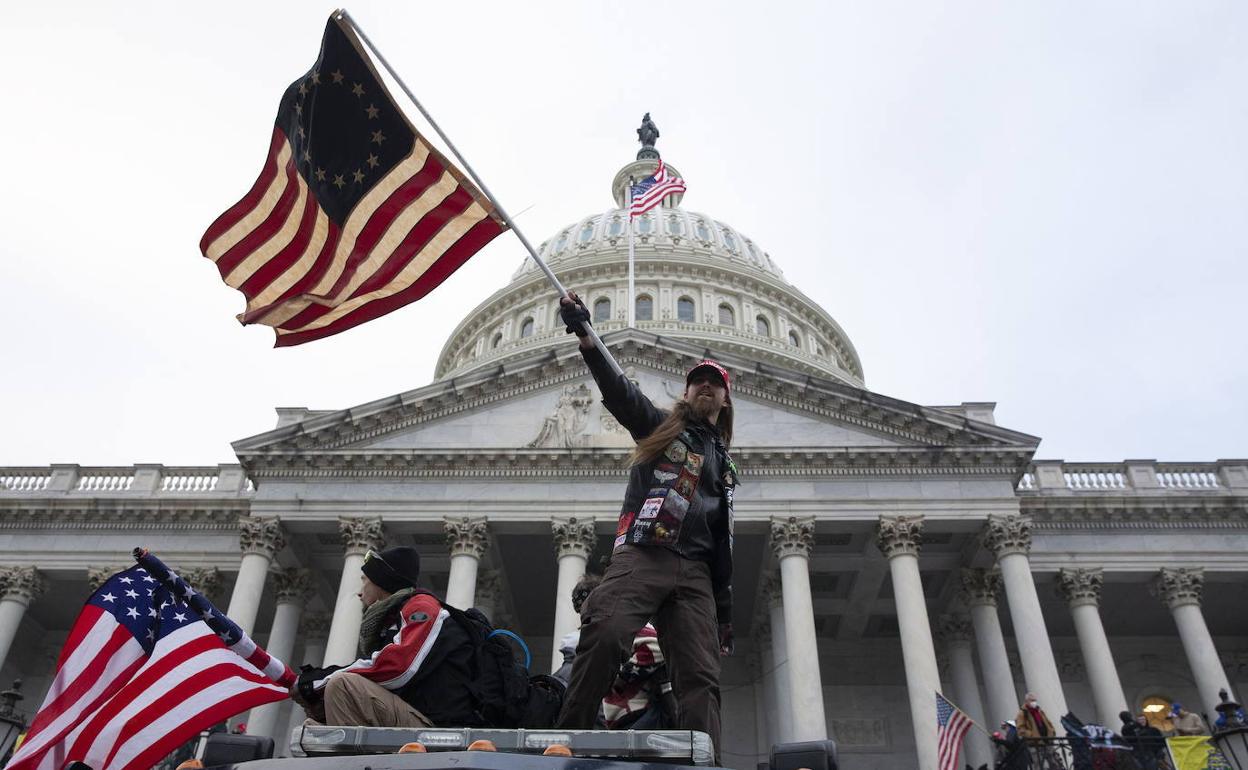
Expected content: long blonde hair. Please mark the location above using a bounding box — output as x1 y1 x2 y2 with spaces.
628 401 733 466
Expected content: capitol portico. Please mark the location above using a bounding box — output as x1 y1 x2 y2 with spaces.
2 140 1247 770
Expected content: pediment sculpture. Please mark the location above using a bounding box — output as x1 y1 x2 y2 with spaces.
527 384 594 448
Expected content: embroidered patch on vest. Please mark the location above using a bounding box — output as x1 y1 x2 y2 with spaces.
409 612 429 622
639 496 664 519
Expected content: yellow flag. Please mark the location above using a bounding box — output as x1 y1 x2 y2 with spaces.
1166 736 1232 770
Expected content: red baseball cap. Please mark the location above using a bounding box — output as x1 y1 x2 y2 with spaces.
686 360 731 400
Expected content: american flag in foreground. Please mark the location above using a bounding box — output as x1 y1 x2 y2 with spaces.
6 550 294 770
200 14 508 346
629 158 686 218
936 692 974 770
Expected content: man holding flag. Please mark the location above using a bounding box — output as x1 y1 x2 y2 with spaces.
553 286 738 764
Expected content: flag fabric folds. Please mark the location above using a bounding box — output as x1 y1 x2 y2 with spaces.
200 15 508 346
936 692 973 770
6 552 294 770
628 159 686 218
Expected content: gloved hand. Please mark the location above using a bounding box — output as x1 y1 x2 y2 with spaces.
559 292 591 337
718 622 734 656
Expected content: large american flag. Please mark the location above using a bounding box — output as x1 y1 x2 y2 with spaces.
200 15 508 346
6 551 294 770
628 159 686 218
936 692 974 770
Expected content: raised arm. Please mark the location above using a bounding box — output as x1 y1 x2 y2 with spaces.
560 292 666 439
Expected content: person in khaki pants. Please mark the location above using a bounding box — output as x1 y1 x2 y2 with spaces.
555 294 739 764
293 546 440 727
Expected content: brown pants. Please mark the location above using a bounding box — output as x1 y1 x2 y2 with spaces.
317 673 434 728
557 545 721 761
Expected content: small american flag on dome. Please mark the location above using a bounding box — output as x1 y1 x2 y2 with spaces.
629 159 686 218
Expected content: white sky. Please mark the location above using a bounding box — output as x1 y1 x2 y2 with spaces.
3 2 1245 466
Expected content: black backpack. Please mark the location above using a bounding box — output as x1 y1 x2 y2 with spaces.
401 592 564 729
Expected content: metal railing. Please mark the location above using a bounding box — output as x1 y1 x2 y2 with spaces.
1003 737 1177 770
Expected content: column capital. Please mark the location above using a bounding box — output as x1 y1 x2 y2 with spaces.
552 517 597 559
274 567 314 604
183 567 223 602
1153 567 1204 609
1058 567 1104 608
934 613 975 645
982 514 1033 558
0 566 44 605
762 572 784 608
444 517 490 559
338 517 385 556
87 565 128 592
300 611 331 640
959 567 1003 607
876 515 925 559
239 516 286 558
770 516 815 560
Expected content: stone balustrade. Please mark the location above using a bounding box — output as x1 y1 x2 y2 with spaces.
0 464 253 496
1017 460 1247 494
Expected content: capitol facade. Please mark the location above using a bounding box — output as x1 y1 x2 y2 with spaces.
2 146 1246 770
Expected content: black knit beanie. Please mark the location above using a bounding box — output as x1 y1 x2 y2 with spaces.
361 546 421 593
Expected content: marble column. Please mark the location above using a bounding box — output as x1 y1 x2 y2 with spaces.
474 570 503 624
1154 568 1234 718
770 516 827 741
324 517 384 666
550 517 596 673
284 612 330 745
248 568 313 741
763 573 794 744
227 516 286 637
936 614 993 770
960 567 1018 726
0 567 44 670
1058 568 1127 726
444 517 489 609
877 516 940 770
983 515 1067 729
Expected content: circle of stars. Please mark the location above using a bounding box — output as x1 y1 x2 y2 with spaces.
292 68 384 192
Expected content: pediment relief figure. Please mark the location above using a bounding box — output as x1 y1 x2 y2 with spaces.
527 384 594 448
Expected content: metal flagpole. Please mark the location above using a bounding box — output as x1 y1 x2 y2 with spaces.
627 177 635 328
337 9 624 376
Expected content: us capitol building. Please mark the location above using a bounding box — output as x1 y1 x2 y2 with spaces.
2 131 1246 770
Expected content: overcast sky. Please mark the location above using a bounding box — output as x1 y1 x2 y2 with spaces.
3 1 1245 467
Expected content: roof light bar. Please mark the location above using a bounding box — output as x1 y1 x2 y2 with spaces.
291 726 714 766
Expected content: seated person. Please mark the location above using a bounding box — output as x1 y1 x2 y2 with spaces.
293 546 463 728
555 574 676 729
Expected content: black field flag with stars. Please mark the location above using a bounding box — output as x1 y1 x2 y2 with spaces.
200 14 508 346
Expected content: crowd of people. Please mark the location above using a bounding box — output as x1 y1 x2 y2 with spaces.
984 693 1215 770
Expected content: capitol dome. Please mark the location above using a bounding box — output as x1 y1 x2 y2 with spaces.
434 154 864 386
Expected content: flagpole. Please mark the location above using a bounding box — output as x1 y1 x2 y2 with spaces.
337 9 624 376
627 178 636 328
